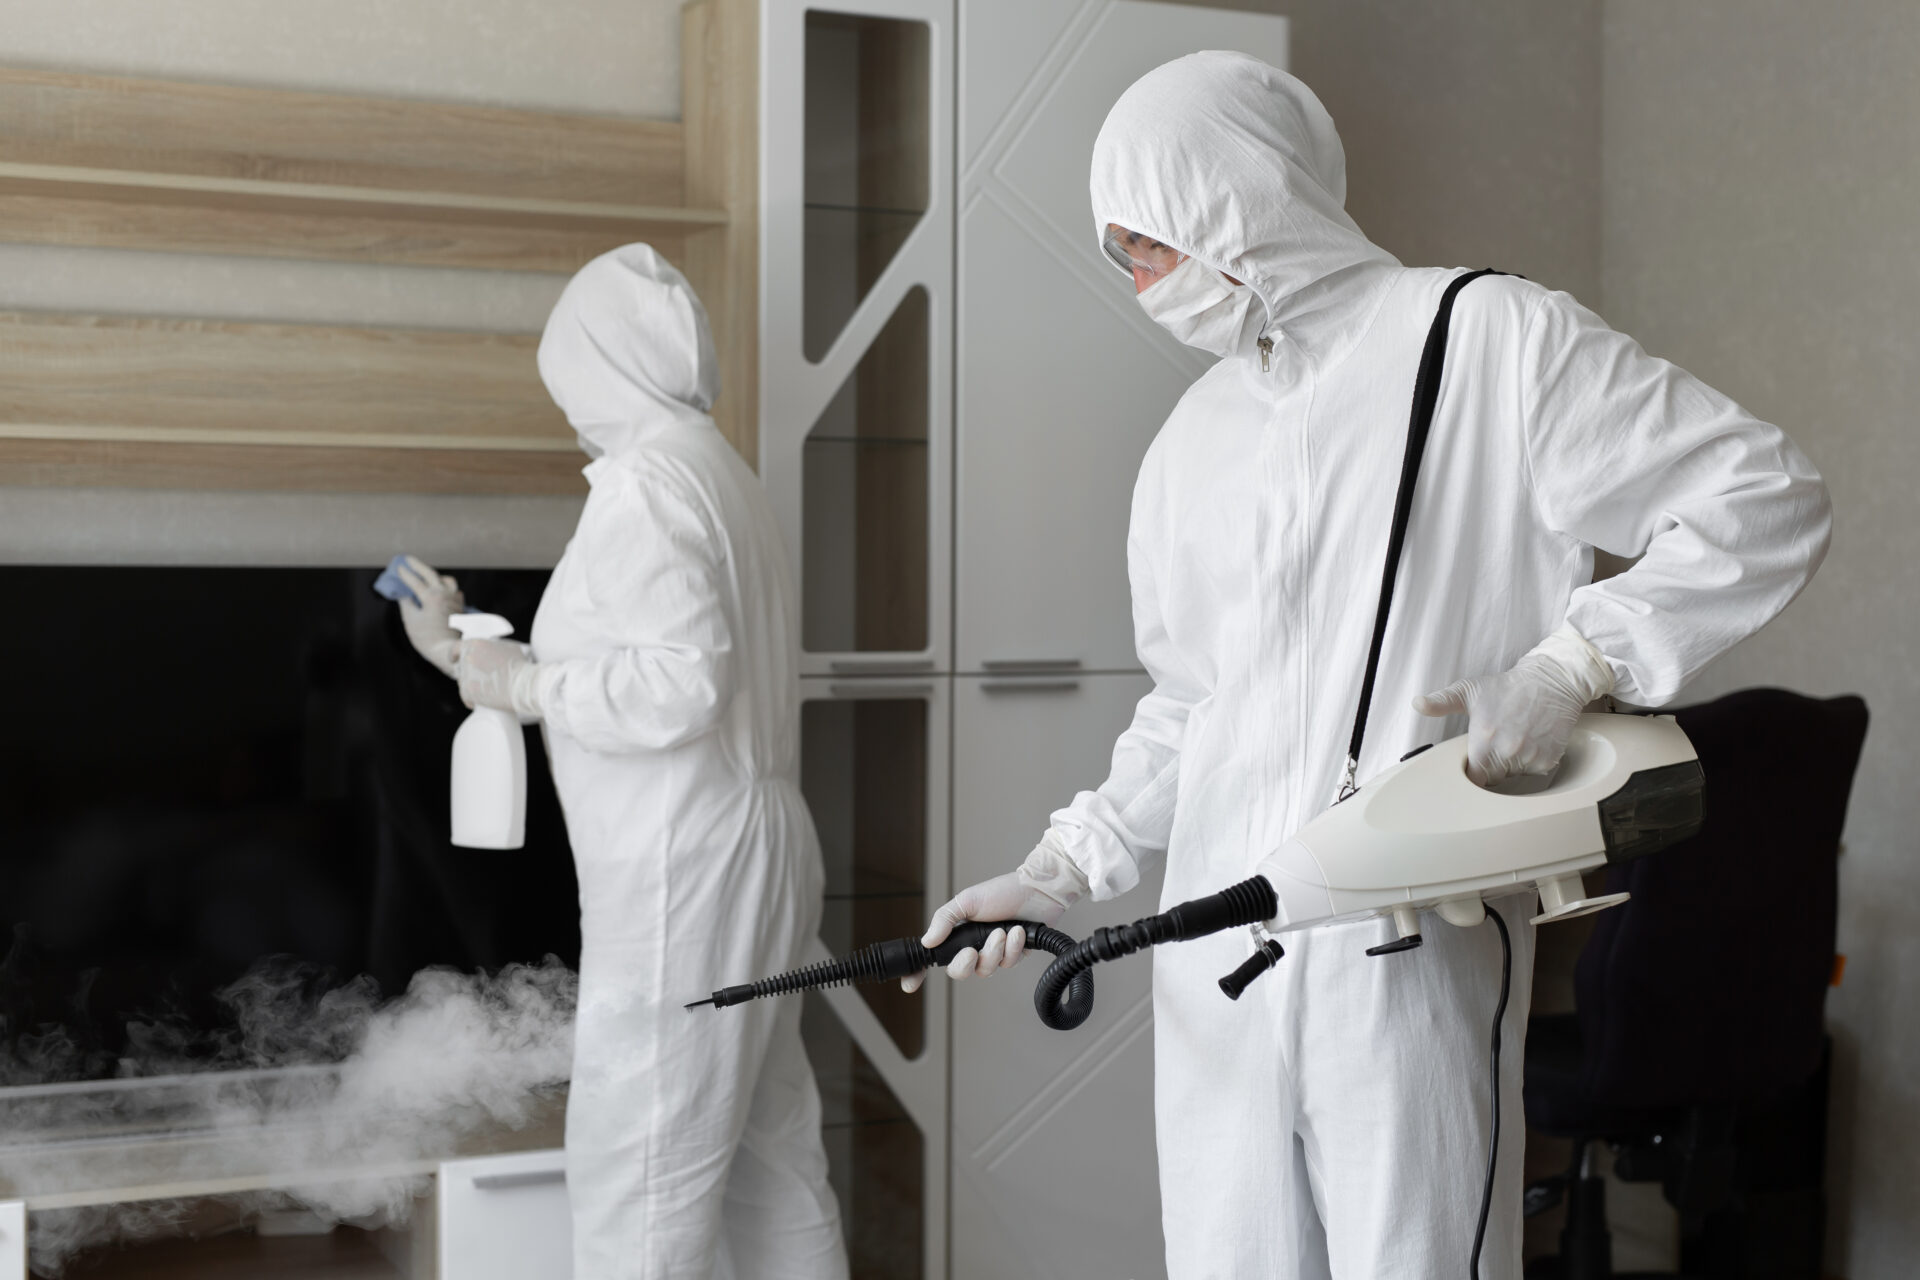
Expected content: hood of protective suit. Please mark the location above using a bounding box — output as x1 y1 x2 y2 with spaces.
538 243 720 458
1090 52 1398 358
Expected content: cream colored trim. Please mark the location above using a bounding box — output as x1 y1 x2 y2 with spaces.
0 161 728 226
0 424 578 453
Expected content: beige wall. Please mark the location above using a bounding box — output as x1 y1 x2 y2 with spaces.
0 0 687 568
1175 0 1604 301
1604 4 1919 1274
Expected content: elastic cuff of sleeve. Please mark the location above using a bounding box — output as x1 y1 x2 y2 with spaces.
1531 621 1616 703
509 660 557 725
1017 832 1091 911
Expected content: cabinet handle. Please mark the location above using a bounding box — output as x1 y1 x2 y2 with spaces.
471 1168 566 1191
980 680 1082 694
828 658 936 674
828 682 937 699
980 658 1082 672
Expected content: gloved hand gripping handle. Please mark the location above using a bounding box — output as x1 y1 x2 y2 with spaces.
689 920 1097 1031
1032 877 1280 1024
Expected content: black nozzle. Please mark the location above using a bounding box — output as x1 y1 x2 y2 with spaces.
1218 939 1285 1001
685 983 762 1010
689 920 1097 1031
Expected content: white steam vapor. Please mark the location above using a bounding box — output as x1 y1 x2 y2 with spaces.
0 959 575 1275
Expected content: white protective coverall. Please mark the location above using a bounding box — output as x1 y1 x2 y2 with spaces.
1050 54 1831 1278
527 245 848 1280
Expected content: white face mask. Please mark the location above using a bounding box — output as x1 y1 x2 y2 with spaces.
1137 254 1261 358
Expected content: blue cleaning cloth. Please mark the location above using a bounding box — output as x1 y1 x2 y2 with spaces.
372 554 423 607
373 554 481 615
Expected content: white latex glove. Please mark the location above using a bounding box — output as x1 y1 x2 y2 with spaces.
901 834 1088 993
395 556 464 678
455 637 543 722
1413 622 1616 787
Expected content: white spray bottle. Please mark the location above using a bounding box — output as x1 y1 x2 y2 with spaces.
448 612 527 849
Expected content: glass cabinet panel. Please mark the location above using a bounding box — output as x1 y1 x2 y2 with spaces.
803 12 930 362
800 694 927 1058
803 994 924 1280
801 288 930 654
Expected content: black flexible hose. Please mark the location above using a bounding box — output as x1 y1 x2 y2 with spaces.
1470 905 1512 1279
1031 877 1279 1028
690 920 1097 1031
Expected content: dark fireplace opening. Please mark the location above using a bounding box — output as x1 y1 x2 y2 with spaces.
0 566 580 1083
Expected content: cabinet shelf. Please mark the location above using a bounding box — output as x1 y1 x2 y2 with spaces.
805 435 929 448
0 161 727 229
0 161 725 276
0 69 722 274
824 864 924 902
805 201 924 218
0 310 586 493
0 37 762 486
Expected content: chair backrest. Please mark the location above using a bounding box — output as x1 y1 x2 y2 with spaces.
1574 688 1869 1110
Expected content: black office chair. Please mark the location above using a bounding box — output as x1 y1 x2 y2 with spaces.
1523 688 1869 1280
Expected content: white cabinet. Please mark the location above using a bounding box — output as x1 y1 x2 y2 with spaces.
0 1201 22 1280
437 1149 570 1280
955 0 1291 674
761 0 955 678
760 4 1289 1274
948 6 1289 1272
949 671 1167 1280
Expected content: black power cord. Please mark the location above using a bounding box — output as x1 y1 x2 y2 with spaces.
1470 905 1513 1278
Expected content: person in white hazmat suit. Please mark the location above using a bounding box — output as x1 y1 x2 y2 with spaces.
400 245 849 1280
903 53 1830 1278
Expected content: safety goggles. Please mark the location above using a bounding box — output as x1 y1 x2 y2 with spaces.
1101 224 1186 288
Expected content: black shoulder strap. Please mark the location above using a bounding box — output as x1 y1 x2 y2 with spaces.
1340 268 1506 800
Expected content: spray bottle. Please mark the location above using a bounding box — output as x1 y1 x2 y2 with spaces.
447 613 527 850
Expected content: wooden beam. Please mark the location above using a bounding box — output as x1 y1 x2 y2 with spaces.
0 68 684 204
0 311 567 442
682 0 760 468
0 178 705 274
0 310 586 493
0 68 719 272
0 438 586 495
0 174 696 274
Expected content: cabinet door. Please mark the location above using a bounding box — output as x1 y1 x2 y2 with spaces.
437 1149 570 1280
955 0 1290 673
799 674 953 1280
948 671 1167 1280
761 0 956 677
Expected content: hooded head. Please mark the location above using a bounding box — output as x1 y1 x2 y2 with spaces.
537 243 720 458
1090 53 1397 358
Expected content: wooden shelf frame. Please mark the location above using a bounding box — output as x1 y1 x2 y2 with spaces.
0 310 585 493
0 3 760 491
0 68 721 273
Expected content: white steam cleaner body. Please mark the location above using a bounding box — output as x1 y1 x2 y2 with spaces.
1252 712 1704 949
